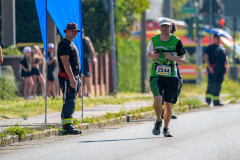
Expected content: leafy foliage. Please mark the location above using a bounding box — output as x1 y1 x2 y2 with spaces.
115 0 150 33
117 36 141 92
0 132 7 139
0 77 18 100
15 0 42 43
2 47 22 56
82 0 111 54
172 0 189 20
4 124 27 139
82 0 149 54
178 98 203 109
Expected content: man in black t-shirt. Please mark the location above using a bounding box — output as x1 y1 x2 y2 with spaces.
204 33 228 106
57 23 81 134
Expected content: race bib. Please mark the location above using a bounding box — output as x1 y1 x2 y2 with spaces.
156 64 171 76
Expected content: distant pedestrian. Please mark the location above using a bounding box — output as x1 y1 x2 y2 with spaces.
19 46 34 100
57 23 81 134
204 33 228 106
78 28 97 98
147 18 186 137
47 43 57 98
31 45 45 98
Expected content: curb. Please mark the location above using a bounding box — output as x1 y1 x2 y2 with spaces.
0 111 155 148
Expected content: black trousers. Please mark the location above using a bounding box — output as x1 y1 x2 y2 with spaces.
206 68 225 104
58 75 80 120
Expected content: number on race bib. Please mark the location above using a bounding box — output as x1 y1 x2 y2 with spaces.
156 65 171 76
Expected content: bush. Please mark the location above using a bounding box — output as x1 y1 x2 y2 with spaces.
117 36 141 92
2 43 44 56
0 77 18 100
4 124 27 139
2 47 22 56
178 98 203 109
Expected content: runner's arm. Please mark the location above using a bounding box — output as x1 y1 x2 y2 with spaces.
146 39 160 59
164 53 186 64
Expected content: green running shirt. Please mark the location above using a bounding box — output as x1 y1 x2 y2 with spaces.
150 34 185 77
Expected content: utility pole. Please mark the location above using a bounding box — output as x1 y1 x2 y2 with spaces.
109 0 118 94
229 16 238 81
209 0 213 43
140 11 148 93
163 0 172 18
195 0 203 85
1 0 16 47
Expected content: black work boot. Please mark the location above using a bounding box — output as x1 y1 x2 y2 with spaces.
206 98 211 105
214 100 224 106
63 124 82 135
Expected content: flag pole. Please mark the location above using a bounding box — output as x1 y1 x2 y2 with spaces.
45 0 48 124
78 0 84 118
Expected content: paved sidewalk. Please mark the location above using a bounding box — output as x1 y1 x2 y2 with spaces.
0 94 230 132
0 100 153 131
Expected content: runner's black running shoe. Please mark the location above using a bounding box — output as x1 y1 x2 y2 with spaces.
152 121 162 135
163 128 173 137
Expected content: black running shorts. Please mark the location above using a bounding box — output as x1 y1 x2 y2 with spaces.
150 76 179 103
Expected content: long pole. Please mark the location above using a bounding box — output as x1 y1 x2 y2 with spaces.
81 74 84 118
79 0 84 118
109 0 117 95
196 2 202 85
140 11 147 93
209 0 213 43
233 16 236 68
45 0 48 124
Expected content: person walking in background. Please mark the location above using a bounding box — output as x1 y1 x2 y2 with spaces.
0 45 3 64
204 33 228 106
31 45 45 98
47 43 57 98
147 18 186 137
78 28 97 98
58 23 81 134
19 46 34 100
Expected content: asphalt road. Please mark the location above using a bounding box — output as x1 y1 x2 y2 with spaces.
1 103 240 160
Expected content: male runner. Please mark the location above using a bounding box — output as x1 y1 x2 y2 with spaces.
147 19 186 137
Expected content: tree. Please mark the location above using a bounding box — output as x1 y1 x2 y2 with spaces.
82 0 111 54
15 0 42 43
115 0 150 33
82 0 150 54
172 0 189 20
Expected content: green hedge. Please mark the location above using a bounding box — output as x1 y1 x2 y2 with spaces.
2 43 43 56
117 36 141 92
0 77 18 100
